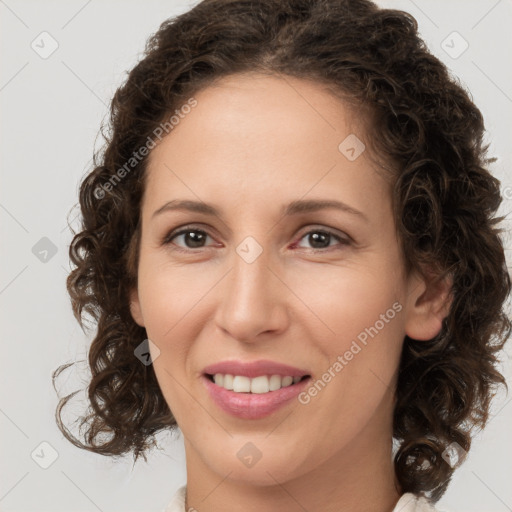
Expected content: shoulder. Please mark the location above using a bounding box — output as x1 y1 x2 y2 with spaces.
163 485 187 512
393 493 441 512
164 488 454 512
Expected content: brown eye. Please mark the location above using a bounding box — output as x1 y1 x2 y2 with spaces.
295 229 349 250
165 228 213 249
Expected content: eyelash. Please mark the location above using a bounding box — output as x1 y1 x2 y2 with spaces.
162 225 351 253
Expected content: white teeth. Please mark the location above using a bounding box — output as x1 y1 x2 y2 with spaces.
251 375 269 394
223 374 234 390
281 376 293 387
269 374 282 391
232 376 251 393
212 373 306 393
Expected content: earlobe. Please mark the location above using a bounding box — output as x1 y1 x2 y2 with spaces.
404 270 453 341
129 288 145 327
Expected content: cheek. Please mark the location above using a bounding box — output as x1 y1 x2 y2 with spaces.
290 263 405 413
136 262 202 406
137 266 196 422
287 260 404 348
137 257 218 334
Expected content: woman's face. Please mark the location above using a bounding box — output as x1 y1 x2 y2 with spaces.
130 72 441 488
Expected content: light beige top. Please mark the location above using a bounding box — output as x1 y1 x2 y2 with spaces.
164 485 443 512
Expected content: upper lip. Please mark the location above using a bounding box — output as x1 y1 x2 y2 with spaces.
202 359 311 378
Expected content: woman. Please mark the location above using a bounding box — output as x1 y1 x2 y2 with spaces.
54 0 511 510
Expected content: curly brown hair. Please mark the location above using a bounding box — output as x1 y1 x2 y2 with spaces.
53 0 511 502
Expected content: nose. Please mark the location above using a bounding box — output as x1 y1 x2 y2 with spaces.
213 245 290 343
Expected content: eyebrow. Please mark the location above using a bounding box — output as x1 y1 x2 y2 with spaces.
152 198 368 221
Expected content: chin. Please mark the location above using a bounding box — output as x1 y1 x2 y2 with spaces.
198 437 317 487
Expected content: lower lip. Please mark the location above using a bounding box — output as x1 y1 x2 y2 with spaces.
202 375 311 420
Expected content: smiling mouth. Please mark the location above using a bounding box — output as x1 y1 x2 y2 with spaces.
205 373 311 394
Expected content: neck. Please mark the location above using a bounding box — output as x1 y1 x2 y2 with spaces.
183 396 402 512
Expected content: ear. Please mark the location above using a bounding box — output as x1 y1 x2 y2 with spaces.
129 287 145 327
404 268 453 341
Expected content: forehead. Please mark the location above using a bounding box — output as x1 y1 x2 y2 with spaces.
193 71 355 122
142 72 388 219
148 72 362 166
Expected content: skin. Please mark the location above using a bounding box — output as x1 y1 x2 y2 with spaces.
129 72 451 512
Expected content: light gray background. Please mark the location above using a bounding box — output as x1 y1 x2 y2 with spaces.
1 1 511 511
